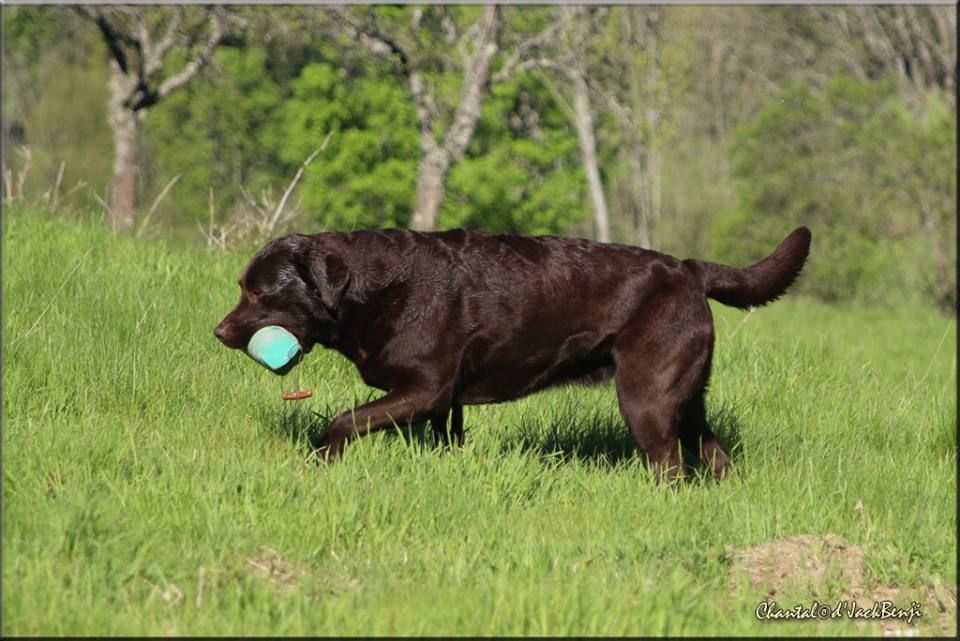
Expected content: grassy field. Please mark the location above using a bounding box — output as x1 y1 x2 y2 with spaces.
3 207 956 636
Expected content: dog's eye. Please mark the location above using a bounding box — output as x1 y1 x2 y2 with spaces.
249 289 262 299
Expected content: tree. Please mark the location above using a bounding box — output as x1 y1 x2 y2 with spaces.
593 6 671 248
76 5 231 231
441 67 586 237
329 5 500 232
492 6 612 242
814 6 956 106
526 6 687 247
714 75 956 311
557 6 611 243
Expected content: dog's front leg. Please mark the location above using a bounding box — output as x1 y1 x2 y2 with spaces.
431 400 464 448
315 388 450 459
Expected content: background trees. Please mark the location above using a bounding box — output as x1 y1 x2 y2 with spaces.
75 5 233 231
328 5 501 232
2 5 955 312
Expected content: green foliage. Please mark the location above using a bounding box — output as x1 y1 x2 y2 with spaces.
713 75 957 308
5 6 955 313
18 53 113 202
265 55 585 235
3 7 111 203
271 62 420 230
442 76 586 235
2 6 99 124
4 207 956 635
146 45 287 228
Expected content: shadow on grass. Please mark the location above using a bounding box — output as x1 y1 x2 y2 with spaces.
499 412 639 467
256 403 334 450
708 402 746 467
497 402 746 478
255 395 746 477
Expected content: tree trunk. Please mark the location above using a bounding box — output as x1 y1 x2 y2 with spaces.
642 9 662 249
630 145 651 248
82 6 227 233
570 70 611 243
410 150 450 232
646 123 662 248
618 8 664 249
408 5 499 232
107 61 142 232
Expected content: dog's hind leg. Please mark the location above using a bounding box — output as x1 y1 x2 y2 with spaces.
613 298 714 483
613 372 685 482
679 391 731 479
613 350 687 482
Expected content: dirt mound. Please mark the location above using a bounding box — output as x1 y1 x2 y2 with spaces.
246 546 305 595
730 533 864 598
729 533 956 636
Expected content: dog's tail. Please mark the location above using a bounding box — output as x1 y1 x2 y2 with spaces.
683 227 812 310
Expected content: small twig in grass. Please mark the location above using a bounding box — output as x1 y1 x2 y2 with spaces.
728 307 756 339
136 174 180 238
196 132 332 250
208 187 216 241
91 189 111 215
267 132 332 234
3 147 32 204
57 180 88 211
195 567 206 609
49 160 66 210
12 248 93 348
15 146 31 201
917 318 954 386
135 297 160 333
2 164 13 204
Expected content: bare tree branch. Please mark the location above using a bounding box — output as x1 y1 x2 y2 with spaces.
493 18 562 83
440 7 458 45
586 76 639 132
135 173 180 238
327 7 439 154
268 132 332 233
146 7 226 109
441 5 499 163
328 7 413 70
147 7 185 75
457 19 480 64
84 7 133 76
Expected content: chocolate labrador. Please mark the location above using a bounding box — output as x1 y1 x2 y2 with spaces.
215 226 811 480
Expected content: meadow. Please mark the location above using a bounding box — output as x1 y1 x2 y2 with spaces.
3 207 956 636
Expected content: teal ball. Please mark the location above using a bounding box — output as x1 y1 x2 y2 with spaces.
245 326 303 375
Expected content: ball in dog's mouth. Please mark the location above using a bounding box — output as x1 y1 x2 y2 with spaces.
246 326 303 375
245 326 313 401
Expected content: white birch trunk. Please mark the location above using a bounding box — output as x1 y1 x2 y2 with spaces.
570 70 611 243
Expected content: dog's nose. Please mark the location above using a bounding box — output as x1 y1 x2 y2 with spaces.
214 323 228 343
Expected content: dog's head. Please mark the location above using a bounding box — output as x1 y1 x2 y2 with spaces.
213 234 349 353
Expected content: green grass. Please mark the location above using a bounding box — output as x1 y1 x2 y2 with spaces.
3 206 956 636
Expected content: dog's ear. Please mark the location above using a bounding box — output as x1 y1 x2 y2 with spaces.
313 253 350 314
293 244 349 315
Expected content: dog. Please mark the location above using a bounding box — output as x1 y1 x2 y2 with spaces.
215 226 811 480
